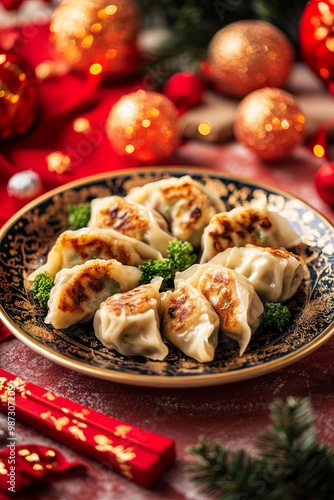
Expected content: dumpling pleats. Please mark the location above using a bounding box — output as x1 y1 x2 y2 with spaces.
93 277 168 361
161 281 219 363
45 259 141 329
176 264 263 355
126 175 225 248
200 194 300 262
209 244 304 302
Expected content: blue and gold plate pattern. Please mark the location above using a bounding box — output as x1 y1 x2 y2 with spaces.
1 167 334 387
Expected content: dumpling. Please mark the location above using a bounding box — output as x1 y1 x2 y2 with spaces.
93 277 168 361
28 228 162 281
176 263 263 355
126 175 226 247
161 281 219 363
45 259 141 329
200 193 300 262
87 195 173 256
209 244 304 302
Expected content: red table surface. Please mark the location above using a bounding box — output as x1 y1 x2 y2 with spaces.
1 139 334 499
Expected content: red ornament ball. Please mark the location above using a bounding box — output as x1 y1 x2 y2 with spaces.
0 52 39 140
207 20 294 98
299 0 334 87
314 162 334 207
164 72 205 113
106 89 180 163
234 87 306 161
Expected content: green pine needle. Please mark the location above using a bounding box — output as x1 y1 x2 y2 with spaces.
188 397 334 499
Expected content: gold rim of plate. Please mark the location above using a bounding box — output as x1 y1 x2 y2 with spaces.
1 166 334 388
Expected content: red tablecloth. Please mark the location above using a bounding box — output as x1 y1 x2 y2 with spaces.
1 20 334 500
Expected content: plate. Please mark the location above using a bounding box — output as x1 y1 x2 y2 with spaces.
1 167 334 388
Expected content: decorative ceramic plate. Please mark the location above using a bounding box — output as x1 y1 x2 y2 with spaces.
1 167 334 388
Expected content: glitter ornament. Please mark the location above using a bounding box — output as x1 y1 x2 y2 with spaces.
164 72 205 114
234 87 306 161
314 162 334 207
300 0 334 91
207 20 294 98
106 89 180 163
50 0 140 76
0 52 39 140
7 170 43 206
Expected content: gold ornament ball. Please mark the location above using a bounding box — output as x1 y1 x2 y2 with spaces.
207 20 294 98
234 87 306 161
50 0 140 74
106 89 180 163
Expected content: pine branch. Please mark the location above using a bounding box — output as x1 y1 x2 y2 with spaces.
188 397 334 499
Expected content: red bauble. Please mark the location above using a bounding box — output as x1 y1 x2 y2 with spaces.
314 162 334 207
0 52 39 140
300 0 334 89
164 72 205 114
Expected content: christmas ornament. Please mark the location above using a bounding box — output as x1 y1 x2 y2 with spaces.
106 89 179 163
299 0 334 91
0 52 39 140
50 0 140 76
234 87 306 161
46 151 72 174
7 170 43 205
164 72 205 114
207 20 294 98
314 162 334 207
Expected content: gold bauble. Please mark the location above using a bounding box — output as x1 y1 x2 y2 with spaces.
106 89 179 163
50 0 140 75
234 87 306 161
207 20 294 98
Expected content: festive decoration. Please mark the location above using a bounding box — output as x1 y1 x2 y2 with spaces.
106 89 179 163
314 162 334 207
50 0 140 76
0 444 86 494
206 20 294 98
0 52 39 140
234 87 306 161
7 170 43 206
188 397 334 498
299 0 334 92
46 151 72 174
163 72 205 114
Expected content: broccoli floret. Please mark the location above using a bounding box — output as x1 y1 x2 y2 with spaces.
31 271 55 308
139 239 197 290
261 302 291 332
167 239 197 273
68 203 91 230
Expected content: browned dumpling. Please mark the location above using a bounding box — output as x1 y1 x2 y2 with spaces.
126 175 226 248
93 277 168 361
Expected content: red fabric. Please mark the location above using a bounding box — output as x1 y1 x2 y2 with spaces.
0 444 86 494
0 22 145 229
0 0 51 11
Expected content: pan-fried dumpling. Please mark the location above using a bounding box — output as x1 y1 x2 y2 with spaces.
126 175 225 247
161 281 219 363
45 259 141 329
28 228 162 281
209 244 304 302
87 195 173 256
93 277 168 360
176 263 263 355
200 193 300 262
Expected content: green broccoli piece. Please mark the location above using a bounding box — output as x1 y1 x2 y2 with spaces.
167 239 197 273
139 239 197 290
68 203 91 230
31 271 55 308
261 302 291 332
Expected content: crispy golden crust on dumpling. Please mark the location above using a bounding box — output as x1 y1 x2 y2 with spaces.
164 282 197 334
102 282 158 316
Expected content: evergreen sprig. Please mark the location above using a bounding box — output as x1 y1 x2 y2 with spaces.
188 397 334 499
